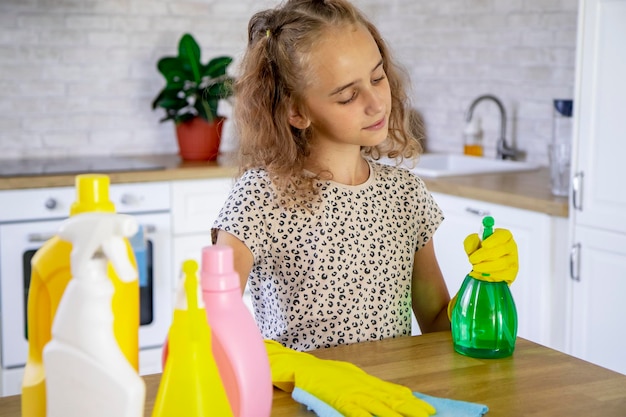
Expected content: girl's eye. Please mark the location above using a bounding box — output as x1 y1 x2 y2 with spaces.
338 91 357 105
372 75 386 84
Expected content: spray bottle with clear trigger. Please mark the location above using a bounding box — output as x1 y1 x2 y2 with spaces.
43 213 145 417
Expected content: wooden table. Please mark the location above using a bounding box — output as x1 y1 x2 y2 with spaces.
1 332 625 416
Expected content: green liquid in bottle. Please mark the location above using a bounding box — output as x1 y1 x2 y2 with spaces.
451 216 518 359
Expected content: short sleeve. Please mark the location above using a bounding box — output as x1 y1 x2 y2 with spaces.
211 169 274 262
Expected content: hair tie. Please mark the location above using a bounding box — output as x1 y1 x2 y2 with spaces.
266 29 271 38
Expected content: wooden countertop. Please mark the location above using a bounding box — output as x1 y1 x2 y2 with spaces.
422 168 568 217
0 154 238 190
268 332 626 416
0 154 568 217
1 332 624 416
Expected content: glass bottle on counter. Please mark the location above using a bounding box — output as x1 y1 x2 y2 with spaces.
549 99 573 197
463 117 483 157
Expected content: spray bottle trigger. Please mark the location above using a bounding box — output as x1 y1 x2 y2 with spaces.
102 235 136 283
59 213 138 283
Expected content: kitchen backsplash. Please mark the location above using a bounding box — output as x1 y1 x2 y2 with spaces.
0 0 577 164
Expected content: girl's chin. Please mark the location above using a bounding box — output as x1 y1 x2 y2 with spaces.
367 128 390 147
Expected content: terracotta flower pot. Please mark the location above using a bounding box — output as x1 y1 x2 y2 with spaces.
175 117 225 161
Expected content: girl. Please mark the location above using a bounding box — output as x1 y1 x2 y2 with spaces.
212 0 517 415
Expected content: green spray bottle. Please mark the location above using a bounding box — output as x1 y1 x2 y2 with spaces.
451 216 518 358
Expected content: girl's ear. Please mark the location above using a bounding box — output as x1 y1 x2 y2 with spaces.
288 105 311 130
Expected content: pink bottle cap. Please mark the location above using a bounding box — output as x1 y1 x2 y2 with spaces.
201 245 240 292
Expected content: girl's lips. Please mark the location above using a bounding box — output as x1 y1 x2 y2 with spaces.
364 117 386 131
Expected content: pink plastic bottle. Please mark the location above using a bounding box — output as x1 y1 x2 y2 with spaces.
201 245 272 417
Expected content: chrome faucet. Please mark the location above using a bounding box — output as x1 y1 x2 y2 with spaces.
465 94 520 160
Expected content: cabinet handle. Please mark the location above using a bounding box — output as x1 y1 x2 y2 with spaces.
570 242 581 282
465 207 490 217
572 172 583 211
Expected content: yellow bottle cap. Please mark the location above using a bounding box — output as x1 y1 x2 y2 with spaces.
69 174 116 215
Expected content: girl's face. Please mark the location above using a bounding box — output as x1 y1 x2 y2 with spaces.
292 23 392 152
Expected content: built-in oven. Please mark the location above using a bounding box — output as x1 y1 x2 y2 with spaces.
0 181 172 396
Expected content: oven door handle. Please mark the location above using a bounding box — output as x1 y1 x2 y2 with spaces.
28 232 57 243
28 224 157 243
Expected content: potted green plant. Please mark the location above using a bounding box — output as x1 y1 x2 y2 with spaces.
152 33 234 161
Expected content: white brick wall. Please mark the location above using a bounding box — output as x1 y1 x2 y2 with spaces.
0 0 577 164
368 0 578 163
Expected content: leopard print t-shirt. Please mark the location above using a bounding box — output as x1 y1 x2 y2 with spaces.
212 160 443 351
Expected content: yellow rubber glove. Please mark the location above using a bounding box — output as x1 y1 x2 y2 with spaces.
448 228 519 319
265 340 436 417
464 228 518 284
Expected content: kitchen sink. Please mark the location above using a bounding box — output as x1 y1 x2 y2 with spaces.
380 153 540 178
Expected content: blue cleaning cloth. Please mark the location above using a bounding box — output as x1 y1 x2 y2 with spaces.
292 387 489 417
414 392 488 417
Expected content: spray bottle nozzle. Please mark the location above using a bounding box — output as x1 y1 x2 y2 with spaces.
58 213 138 283
480 216 495 277
481 216 495 241
182 260 200 311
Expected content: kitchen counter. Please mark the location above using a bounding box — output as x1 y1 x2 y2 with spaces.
422 168 568 217
0 331 624 416
0 154 568 217
0 154 238 190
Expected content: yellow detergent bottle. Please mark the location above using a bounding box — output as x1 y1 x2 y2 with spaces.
151 260 232 417
22 174 139 417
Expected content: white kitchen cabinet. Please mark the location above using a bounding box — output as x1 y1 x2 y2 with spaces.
568 0 626 374
170 177 234 282
172 234 213 288
569 228 626 374
170 178 254 314
571 0 626 235
430 192 569 350
171 177 234 236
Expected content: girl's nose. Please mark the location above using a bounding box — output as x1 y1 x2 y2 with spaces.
364 88 384 115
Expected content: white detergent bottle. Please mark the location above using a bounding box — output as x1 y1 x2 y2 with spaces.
43 212 145 417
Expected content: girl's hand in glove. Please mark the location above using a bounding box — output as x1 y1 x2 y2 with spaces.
448 228 519 319
464 228 518 284
266 340 436 417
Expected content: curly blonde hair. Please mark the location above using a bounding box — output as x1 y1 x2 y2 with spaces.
234 0 422 198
